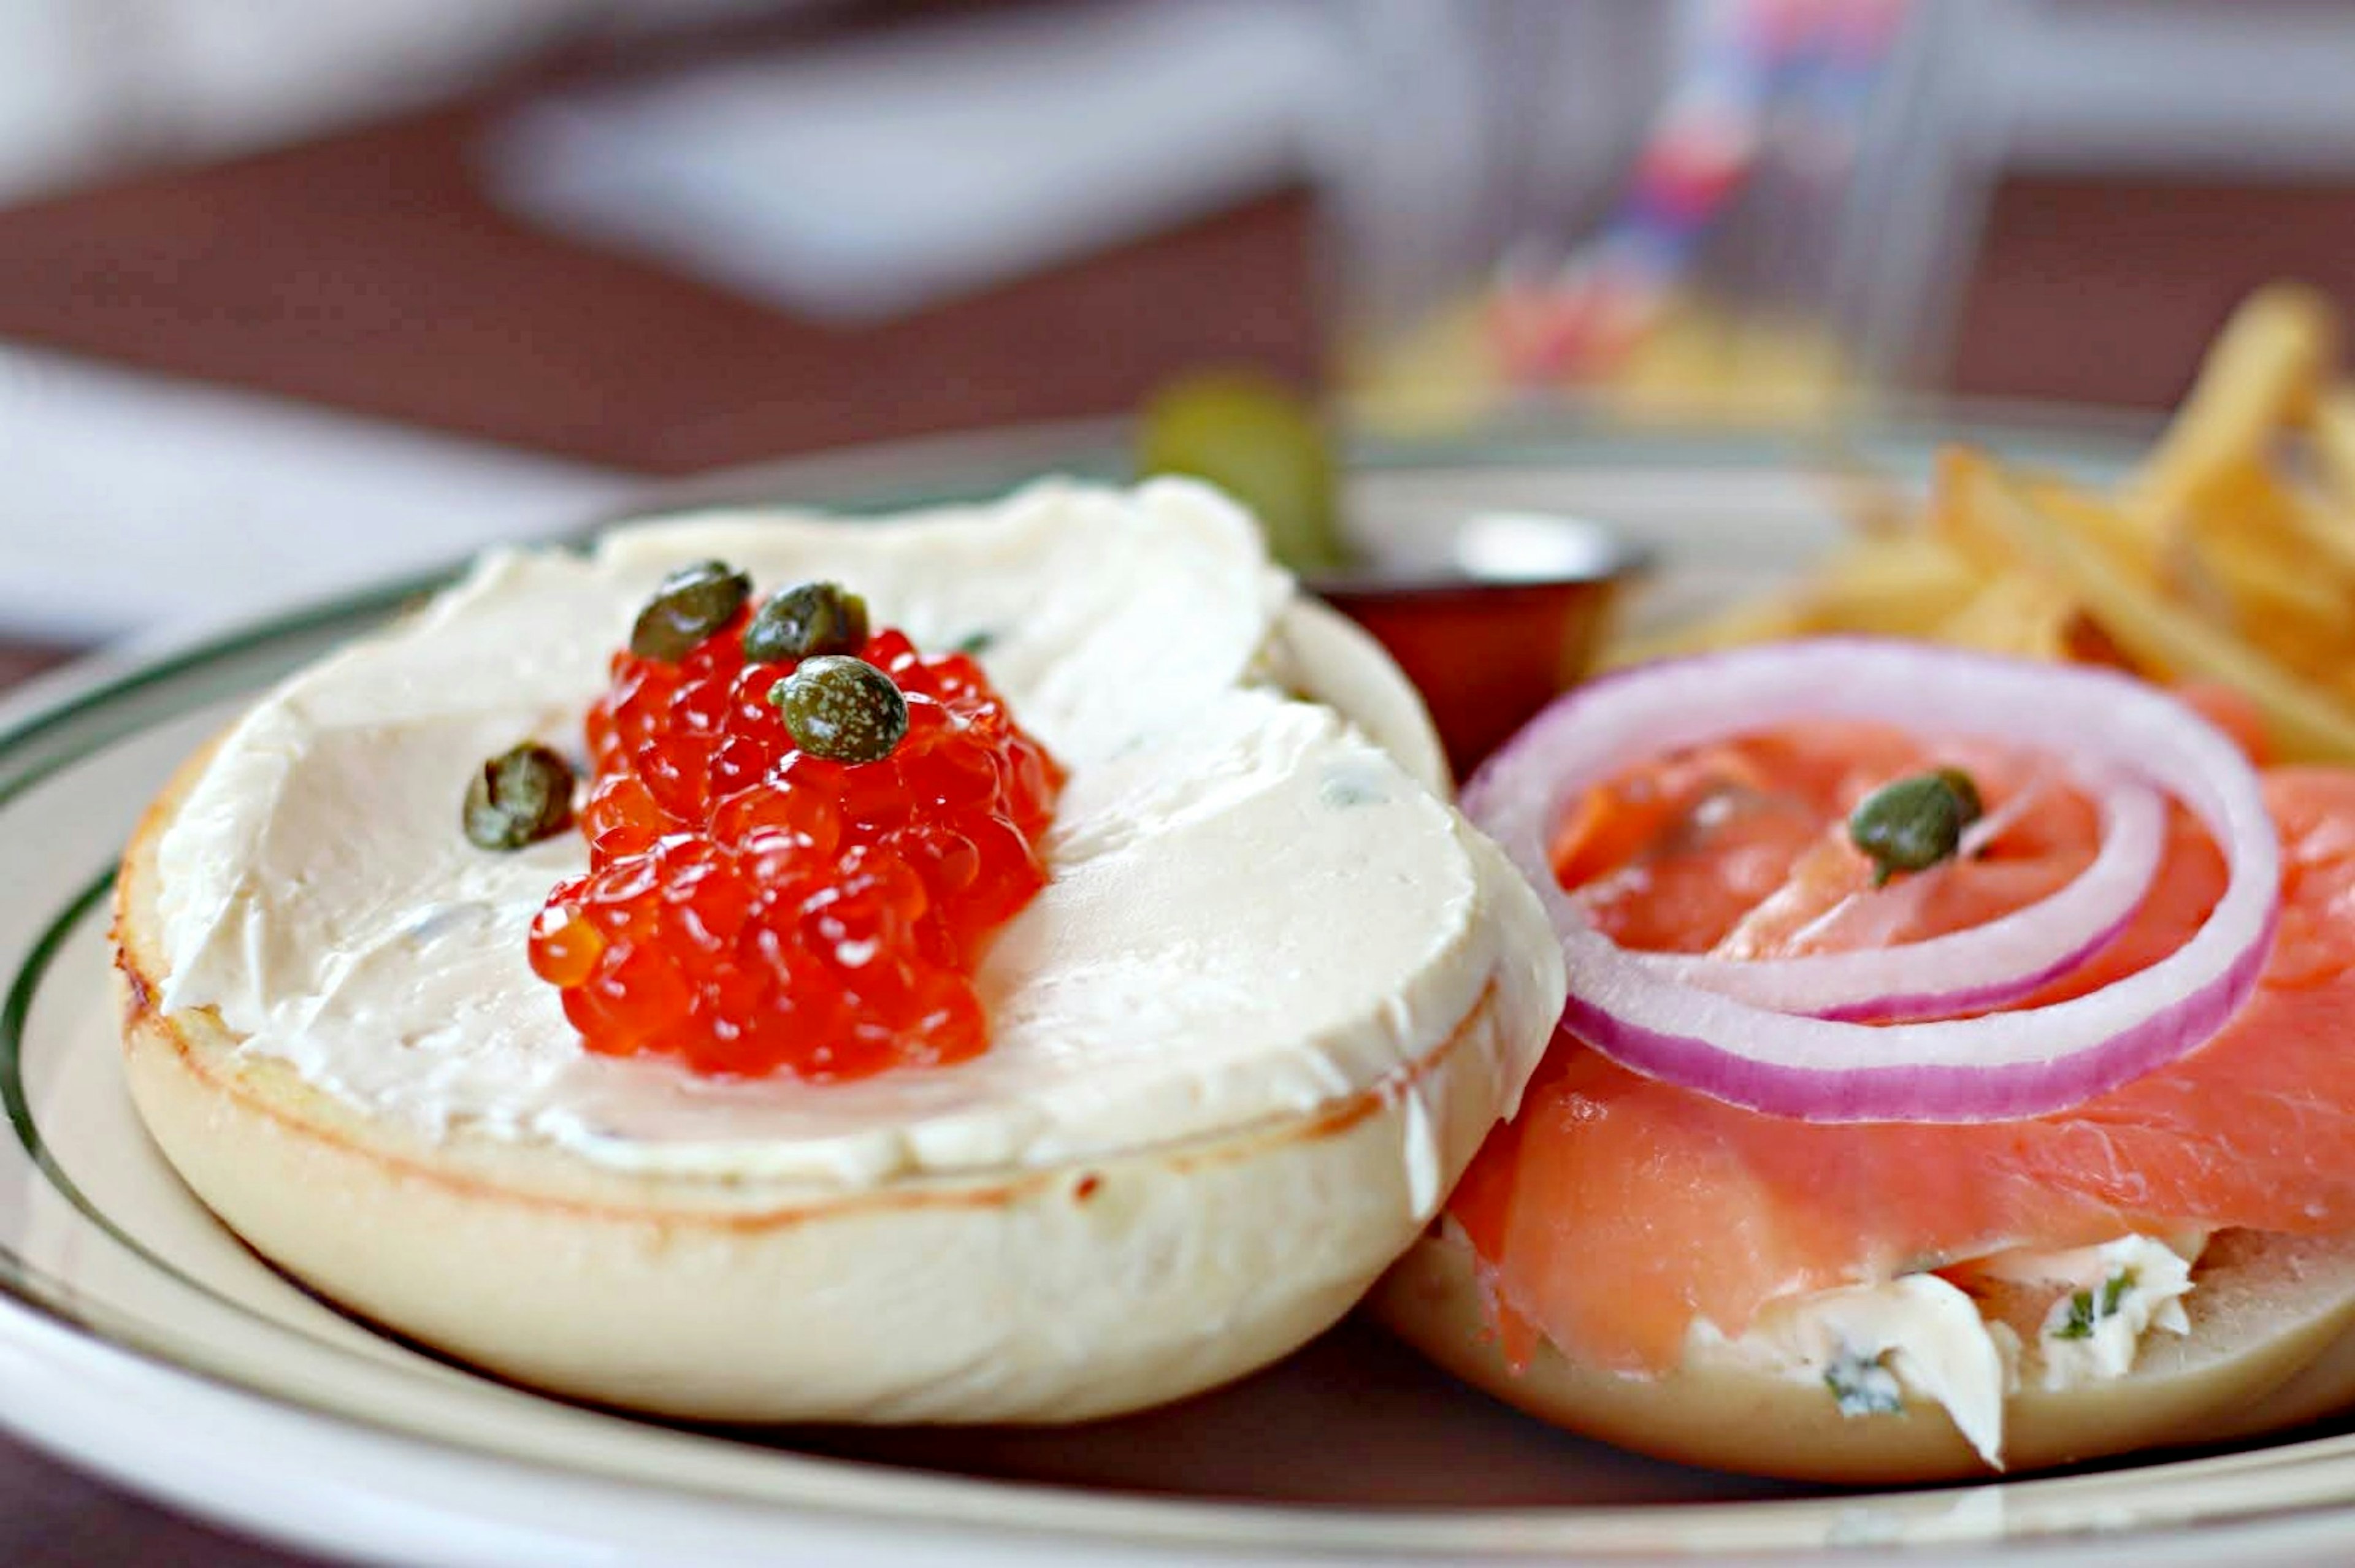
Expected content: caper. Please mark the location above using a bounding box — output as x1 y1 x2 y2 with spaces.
770 656 908 764
629 559 751 660
743 580 870 664
1848 768 1982 887
1934 766 1985 828
463 743 576 851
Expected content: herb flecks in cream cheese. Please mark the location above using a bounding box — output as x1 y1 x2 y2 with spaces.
1693 1272 2019 1467
1693 1231 2204 1469
1983 1234 2197 1391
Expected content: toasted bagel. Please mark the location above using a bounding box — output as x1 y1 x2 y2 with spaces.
117 559 1564 1424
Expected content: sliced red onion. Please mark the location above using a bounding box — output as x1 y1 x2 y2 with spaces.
1464 639 2278 1123
1634 767 2166 1022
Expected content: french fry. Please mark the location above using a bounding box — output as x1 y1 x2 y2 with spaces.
2124 282 2337 534
1599 284 2355 762
1953 451 2355 763
2312 384 2355 514
2288 482 2355 583
1936 456 2161 586
2185 456 2355 589
2185 548 2353 685
1607 533 1980 667
2015 473 2164 584
2155 456 2355 683
1924 451 2024 578
2183 535 2349 681
1802 534 1985 637
1931 572 2078 661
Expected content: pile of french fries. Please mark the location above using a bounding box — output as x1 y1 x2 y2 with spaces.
1609 284 2355 763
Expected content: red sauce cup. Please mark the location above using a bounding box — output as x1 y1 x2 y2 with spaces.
1310 513 1645 779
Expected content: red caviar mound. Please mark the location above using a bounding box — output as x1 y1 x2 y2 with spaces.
529 611 1063 1080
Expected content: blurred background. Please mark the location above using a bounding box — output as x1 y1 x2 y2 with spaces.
2 0 2355 667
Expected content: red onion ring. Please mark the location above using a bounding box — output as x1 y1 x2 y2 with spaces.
1635 768 2166 1022
1463 640 2278 1122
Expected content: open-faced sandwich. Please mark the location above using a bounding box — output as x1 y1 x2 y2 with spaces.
1377 636 2355 1481
113 479 1567 1422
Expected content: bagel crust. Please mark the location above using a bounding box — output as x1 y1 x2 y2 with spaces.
1372 1225 2355 1483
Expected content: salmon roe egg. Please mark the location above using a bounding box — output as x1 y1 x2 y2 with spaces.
528 604 1063 1080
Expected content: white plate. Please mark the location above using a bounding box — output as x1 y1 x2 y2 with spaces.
12 415 2355 1567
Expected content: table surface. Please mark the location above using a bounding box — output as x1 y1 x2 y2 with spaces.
11 51 2355 1564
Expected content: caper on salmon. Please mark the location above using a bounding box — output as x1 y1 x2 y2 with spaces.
463 743 576 850
629 559 751 660
1848 768 1984 887
743 580 870 664
1934 767 1985 827
771 655 909 763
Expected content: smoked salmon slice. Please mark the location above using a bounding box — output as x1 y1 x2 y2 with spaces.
1451 706 2355 1377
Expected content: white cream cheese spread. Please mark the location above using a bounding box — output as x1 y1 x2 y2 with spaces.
1692 1273 2020 1467
1974 1233 2198 1391
152 480 1564 1191
1693 1233 2205 1467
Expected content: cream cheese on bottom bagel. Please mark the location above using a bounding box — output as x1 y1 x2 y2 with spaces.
121 478 1566 1423
1690 1233 2204 1468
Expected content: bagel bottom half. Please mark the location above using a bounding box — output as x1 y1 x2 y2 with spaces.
1373 1225 2355 1483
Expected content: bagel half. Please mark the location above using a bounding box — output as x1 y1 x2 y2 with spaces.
1373 1223 2355 1483
112 498 1565 1426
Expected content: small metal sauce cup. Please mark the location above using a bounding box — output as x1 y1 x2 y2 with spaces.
1309 513 1647 778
